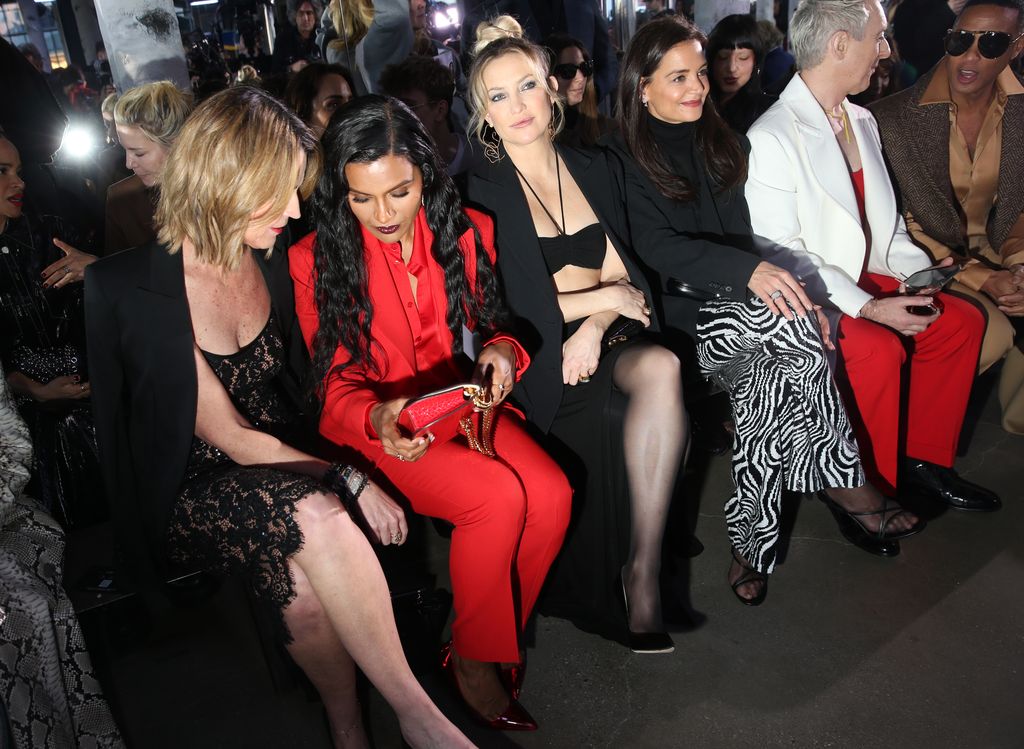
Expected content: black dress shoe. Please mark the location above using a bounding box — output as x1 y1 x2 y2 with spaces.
901 459 1002 512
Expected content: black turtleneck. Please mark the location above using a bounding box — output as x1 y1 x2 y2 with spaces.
646 113 699 187
645 113 724 234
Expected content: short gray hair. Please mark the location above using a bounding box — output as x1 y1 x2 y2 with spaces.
791 0 872 70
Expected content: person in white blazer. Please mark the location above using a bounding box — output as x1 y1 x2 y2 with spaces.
746 0 1000 512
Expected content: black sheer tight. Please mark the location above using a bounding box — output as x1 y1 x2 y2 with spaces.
612 342 688 633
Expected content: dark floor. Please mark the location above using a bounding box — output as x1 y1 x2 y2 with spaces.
67 385 1024 749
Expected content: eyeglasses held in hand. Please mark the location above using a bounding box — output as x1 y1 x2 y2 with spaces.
943 28 1024 59
553 59 595 80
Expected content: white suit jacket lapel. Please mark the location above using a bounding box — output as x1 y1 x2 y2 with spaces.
782 76 861 227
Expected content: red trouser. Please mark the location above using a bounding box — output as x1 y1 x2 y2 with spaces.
836 273 984 494
380 413 571 663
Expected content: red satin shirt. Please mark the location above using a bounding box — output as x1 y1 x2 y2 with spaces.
289 207 529 463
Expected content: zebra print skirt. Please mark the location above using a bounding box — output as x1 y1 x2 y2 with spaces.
696 299 864 573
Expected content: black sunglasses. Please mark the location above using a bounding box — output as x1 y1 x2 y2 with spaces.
553 59 595 80
944 28 1024 59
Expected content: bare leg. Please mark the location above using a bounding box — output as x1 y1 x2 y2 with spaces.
283 563 367 749
612 344 688 632
289 491 475 749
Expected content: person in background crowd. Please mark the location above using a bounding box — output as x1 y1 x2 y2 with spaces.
758 19 796 89
607 15 921 607
380 55 479 179
234 64 262 86
321 0 413 94
18 42 44 73
543 33 616 146
0 362 124 749
284 62 357 139
871 0 1024 433
273 0 324 74
1 132 107 528
284 62 357 237
850 39 906 105
893 0 965 78
707 14 777 133
106 81 193 254
86 86 475 749
292 94 570 730
467 17 686 649
94 92 130 204
89 41 111 90
747 0 1000 513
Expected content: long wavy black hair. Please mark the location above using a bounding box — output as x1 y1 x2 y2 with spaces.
309 94 506 395
616 15 746 202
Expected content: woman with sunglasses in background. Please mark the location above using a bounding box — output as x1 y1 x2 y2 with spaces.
706 14 776 133
870 0 1024 435
543 34 616 147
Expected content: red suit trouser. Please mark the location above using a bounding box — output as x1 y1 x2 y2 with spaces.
835 273 984 494
380 413 571 663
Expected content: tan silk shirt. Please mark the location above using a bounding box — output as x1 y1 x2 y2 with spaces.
905 65 1024 291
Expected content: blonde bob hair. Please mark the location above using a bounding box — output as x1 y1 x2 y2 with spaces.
156 86 321 270
113 81 194 149
467 15 564 150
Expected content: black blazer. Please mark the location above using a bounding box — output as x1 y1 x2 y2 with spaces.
603 133 761 339
466 144 656 434
84 239 310 586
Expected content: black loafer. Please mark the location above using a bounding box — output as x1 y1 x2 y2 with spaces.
901 459 1002 512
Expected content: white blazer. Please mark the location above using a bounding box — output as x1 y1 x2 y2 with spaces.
746 74 930 318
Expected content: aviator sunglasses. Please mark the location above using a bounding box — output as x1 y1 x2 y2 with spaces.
553 59 595 80
944 28 1024 59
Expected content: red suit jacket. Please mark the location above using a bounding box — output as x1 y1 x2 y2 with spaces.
289 207 529 465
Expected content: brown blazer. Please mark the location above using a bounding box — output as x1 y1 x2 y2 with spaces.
104 174 158 255
869 66 1024 254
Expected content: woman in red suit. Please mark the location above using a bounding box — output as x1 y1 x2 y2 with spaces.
289 95 571 732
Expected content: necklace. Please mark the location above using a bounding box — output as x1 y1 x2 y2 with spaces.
513 155 566 236
823 102 852 144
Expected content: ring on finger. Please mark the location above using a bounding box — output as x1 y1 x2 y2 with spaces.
391 530 403 543
579 374 591 383
769 290 783 300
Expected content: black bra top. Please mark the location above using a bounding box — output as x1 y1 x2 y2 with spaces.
537 223 605 275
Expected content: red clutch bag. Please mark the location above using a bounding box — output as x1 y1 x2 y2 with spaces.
397 383 498 456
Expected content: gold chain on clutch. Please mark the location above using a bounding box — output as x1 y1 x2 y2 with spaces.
460 407 497 457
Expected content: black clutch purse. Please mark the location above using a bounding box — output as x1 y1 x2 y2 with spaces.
601 316 644 352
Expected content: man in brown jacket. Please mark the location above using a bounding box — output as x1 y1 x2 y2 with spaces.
872 0 1024 433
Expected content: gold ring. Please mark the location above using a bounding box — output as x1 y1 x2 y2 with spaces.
579 375 591 383
391 531 403 543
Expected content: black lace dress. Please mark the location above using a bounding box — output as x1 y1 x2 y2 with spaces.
165 311 321 639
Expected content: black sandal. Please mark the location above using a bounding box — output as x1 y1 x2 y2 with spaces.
729 549 768 607
818 491 926 558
